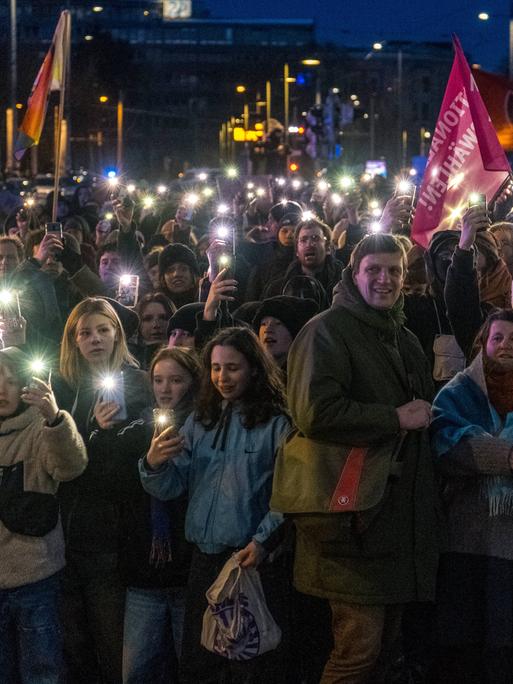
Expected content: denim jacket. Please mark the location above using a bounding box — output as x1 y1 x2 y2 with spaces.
139 406 290 554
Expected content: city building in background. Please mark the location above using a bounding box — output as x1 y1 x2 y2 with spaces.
0 1 454 178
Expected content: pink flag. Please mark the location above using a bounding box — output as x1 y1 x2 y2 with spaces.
411 36 511 248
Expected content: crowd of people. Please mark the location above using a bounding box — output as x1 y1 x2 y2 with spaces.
3 169 513 683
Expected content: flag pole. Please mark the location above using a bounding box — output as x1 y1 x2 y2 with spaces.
51 10 70 222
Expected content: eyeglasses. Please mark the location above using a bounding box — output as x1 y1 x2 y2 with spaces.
298 234 326 245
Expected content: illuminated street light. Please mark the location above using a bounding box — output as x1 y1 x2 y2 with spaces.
126 183 136 193
373 42 383 50
84 35 94 41
99 95 108 103
235 85 246 93
226 166 238 178
92 6 103 12
350 94 358 101
15 103 23 110
157 184 167 194
301 58 321 66
478 12 490 20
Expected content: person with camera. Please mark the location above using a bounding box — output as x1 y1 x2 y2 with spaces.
140 327 291 684
53 298 152 684
0 345 87 684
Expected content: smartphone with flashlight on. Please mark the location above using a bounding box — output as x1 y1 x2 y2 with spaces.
468 192 487 211
45 222 64 239
98 371 127 421
117 274 139 307
153 408 177 435
210 252 235 281
29 359 51 389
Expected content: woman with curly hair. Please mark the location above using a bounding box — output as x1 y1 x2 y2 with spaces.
139 326 291 683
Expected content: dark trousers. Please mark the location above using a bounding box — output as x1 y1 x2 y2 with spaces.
436 552 513 684
60 551 125 684
180 547 290 684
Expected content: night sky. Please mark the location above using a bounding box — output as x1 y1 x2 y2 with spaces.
207 0 510 73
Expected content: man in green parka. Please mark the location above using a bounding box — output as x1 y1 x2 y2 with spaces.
272 233 440 683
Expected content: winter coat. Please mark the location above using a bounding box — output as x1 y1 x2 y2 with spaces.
140 406 290 554
431 353 513 560
281 268 441 604
245 245 295 302
104 400 194 589
54 365 153 554
262 254 343 308
444 246 494 361
0 407 87 589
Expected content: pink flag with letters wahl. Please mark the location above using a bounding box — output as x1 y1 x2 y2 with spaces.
411 36 511 248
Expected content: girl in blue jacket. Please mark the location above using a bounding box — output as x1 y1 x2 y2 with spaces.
140 326 290 683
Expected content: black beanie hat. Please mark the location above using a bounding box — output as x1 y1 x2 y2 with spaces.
101 297 140 339
167 303 204 337
232 301 261 325
159 244 199 278
269 200 303 223
253 295 318 340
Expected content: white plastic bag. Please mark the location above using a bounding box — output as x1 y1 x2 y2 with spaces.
201 554 282 661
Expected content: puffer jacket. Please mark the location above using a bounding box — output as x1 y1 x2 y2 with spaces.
0 407 87 589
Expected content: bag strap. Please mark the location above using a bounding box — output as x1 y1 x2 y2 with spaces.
329 446 366 512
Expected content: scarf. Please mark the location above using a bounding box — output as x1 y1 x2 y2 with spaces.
432 353 513 517
479 259 512 308
149 390 194 568
149 497 173 567
483 355 513 418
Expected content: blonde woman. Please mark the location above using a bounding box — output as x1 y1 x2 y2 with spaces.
54 297 153 684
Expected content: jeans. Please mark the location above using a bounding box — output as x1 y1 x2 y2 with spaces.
0 573 62 684
321 601 402 684
122 585 186 684
60 551 125 684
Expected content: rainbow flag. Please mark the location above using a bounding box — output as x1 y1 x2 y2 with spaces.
14 11 69 161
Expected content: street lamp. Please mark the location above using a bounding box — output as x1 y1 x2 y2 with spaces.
301 58 322 105
478 10 513 79
235 85 246 94
370 41 405 167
